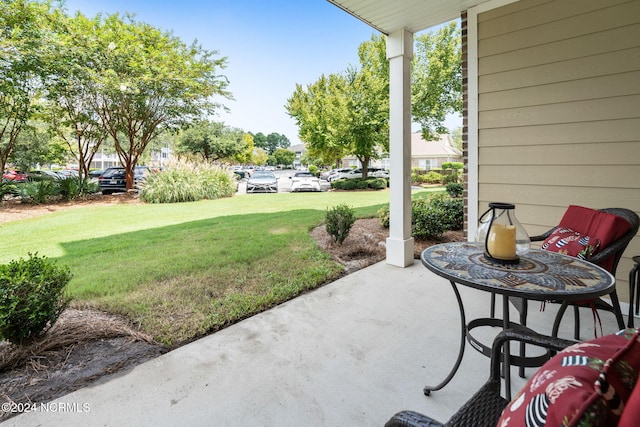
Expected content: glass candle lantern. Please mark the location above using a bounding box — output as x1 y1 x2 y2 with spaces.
475 202 530 264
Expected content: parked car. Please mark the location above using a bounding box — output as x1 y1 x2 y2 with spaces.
2 169 27 183
56 169 79 178
326 168 353 182
27 170 60 181
289 171 321 192
246 170 278 193
241 166 254 177
333 167 389 180
98 166 149 195
88 169 105 178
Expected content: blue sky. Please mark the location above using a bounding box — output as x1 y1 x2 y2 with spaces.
63 0 460 145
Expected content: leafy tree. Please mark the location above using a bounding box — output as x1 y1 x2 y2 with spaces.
42 11 109 180
299 152 323 169
412 21 462 140
86 13 232 190
265 132 290 154
234 133 255 165
271 148 296 167
450 126 462 150
177 121 246 162
249 132 290 155
287 74 350 168
9 120 67 171
252 147 269 166
251 132 267 152
0 0 52 173
340 35 389 178
287 35 389 179
287 22 462 168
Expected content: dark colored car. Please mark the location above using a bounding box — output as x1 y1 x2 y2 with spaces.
246 170 278 193
88 169 105 179
98 166 149 195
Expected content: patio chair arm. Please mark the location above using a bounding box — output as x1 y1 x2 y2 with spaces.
530 228 555 242
587 234 630 267
490 329 576 382
384 410 444 427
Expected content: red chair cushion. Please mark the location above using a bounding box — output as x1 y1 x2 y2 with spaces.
541 205 631 272
496 328 640 427
619 377 640 427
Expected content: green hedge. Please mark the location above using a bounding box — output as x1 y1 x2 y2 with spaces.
331 177 388 191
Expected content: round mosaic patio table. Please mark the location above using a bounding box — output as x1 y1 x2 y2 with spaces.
420 242 615 398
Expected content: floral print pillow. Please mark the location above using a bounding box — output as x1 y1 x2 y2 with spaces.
497 328 640 427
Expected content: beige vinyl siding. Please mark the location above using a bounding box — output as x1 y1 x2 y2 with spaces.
476 0 640 302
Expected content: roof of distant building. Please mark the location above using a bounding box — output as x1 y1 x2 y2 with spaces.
411 133 462 157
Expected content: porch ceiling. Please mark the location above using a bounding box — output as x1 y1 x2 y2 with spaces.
327 0 494 34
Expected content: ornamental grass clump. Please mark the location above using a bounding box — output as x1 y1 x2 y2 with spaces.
325 204 356 245
140 160 237 203
0 253 72 345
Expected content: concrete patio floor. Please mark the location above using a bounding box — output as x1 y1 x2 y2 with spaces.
3 260 625 427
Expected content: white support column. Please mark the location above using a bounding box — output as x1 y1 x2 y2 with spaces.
386 28 414 267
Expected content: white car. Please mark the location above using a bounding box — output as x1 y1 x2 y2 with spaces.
333 167 389 180
246 171 278 193
289 171 321 192
326 168 353 182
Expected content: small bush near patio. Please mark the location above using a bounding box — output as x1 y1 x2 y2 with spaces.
429 193 464 231
446 182 464 198
0 253 72 345
411 198 447 239
325 204 356 245
378 192 463 239
140 161 237 203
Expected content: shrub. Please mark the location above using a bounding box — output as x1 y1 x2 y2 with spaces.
430 193 464 230
412 197 447 239
308 165 318 176
140 160 236 203
0 253 72 345
366 177 388 190
378 193 463 238
446 182 464 198
0 181 17 200
442 172 460 185
331 178 387 191
420 171 443 184
58 177 98 201
15 180 60 204
325 204 356 245
377 204 390 228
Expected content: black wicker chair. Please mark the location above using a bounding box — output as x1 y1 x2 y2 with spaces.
491 208 639 340
531 208 639 338
384 329 576 427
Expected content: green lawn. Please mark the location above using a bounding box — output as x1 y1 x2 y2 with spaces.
0 188 441 346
